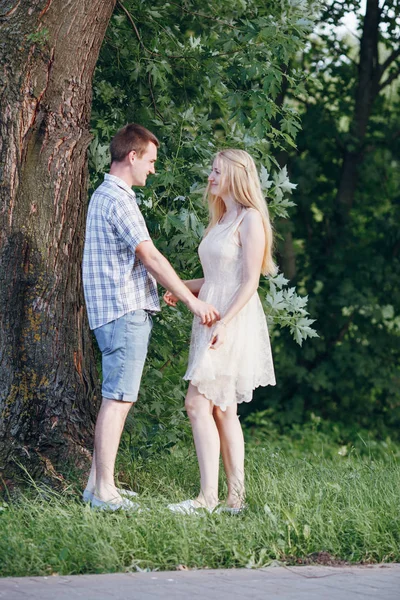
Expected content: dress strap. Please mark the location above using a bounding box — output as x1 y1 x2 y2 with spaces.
232 208 248 234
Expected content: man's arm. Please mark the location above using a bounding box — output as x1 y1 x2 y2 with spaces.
135 240 219 325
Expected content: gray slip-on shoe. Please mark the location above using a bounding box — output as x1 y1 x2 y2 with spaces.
90 495 140 512
83 487 138 503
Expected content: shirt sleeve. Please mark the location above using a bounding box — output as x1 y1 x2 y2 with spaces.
109 194 151 252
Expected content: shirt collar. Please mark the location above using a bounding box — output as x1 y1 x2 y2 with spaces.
104 173 137 201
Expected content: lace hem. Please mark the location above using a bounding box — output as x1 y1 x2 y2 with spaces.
183 372 276 411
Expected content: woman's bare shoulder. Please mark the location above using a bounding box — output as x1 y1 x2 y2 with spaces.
241 207 263 225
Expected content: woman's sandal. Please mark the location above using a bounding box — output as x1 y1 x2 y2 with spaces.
167 499 218 515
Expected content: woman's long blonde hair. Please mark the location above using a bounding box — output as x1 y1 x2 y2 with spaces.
205 149 276 276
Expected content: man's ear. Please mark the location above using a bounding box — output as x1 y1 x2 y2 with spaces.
128 150 137 163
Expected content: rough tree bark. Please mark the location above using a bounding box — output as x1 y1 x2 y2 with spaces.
0 0 116 484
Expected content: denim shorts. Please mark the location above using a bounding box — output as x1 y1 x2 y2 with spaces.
93 309 153 403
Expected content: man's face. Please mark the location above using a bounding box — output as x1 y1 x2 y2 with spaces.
130 142 157 186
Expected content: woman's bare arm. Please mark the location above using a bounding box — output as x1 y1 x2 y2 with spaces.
164 278 204 305
220 210 264 324
210 210 265 348
184 278 205 296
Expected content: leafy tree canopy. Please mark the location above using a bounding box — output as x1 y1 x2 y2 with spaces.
89 0 321 451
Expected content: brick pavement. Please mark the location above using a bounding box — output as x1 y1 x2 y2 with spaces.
1 564 400 600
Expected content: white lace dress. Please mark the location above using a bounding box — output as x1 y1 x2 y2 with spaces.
183 209 276 410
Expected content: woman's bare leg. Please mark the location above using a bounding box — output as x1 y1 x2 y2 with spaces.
185 383 220 508
213 404 245 508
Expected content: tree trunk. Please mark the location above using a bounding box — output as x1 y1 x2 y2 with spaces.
336 0 381 216
0 0 116 484
279 226 297 281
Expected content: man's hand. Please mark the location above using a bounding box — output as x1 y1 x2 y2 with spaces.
164 291 219 326
135 242 217 324
187 298 220 326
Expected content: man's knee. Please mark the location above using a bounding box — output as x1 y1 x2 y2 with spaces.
101 397 134 415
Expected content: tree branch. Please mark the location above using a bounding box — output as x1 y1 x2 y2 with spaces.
117 0 190 60
380 46 400 77
148 72 164 121
117 0 242 61
168 1 237 30
0 0 21 19
117 0 159 57
364 128 400 153
379 61 400 91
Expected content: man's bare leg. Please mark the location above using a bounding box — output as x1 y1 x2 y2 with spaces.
85 454 97 494
87 397 133 503
85 401 129 495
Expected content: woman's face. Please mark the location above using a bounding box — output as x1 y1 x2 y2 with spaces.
208 159 223 195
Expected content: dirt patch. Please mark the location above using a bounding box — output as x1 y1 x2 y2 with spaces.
287 552 349 566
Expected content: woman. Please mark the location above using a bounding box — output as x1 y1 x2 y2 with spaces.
165 149 276 514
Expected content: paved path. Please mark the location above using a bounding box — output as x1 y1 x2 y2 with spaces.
1 564 400 599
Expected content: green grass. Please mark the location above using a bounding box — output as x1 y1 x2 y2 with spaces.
1 431 399 577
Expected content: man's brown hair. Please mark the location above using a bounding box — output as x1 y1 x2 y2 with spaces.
110 123 160 163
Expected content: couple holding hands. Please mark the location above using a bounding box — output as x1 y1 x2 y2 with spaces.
82 123 276 514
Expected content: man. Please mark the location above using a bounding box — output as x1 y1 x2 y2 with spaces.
82 123 219 510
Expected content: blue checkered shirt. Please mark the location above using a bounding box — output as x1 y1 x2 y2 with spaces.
83 174 160 330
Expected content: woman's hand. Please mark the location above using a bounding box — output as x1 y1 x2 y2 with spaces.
163 290 179 307
210 321 227 349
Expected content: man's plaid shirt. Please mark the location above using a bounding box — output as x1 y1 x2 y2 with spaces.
82 174 160 330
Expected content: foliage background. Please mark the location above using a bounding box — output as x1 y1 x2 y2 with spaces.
274 0 400 434
88 0 400 453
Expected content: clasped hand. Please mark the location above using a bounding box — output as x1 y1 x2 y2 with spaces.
163 290 221 329
209 321 226 350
